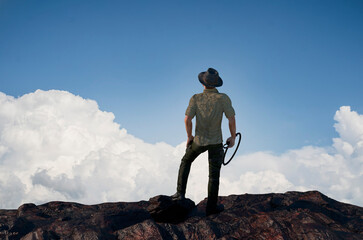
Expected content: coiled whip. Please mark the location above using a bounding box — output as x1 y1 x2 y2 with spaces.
223 132 242 166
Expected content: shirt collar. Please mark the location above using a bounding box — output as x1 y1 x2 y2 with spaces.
203 88 219 93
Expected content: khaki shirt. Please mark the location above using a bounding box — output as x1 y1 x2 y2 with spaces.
185 88 235 146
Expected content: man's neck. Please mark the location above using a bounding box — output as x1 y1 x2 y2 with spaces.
204 86 216 90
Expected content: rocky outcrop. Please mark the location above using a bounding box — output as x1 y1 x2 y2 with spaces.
147 195 195 224
0 191 362 239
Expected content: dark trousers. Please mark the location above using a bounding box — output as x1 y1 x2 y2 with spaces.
176 142 224 208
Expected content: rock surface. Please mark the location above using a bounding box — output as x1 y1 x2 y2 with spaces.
147 195 195 224
0 191 362 239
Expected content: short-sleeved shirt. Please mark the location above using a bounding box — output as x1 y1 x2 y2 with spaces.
185 88 235 146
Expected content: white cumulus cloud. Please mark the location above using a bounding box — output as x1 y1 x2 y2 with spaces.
0 90 181 208
0 90 362 209
219 106 363 206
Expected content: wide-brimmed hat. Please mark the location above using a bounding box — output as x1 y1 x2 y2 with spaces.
198 68 223 87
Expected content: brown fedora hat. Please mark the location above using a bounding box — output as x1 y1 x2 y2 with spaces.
198 68 223 87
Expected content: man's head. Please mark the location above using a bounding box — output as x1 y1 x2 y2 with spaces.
198 68 223 88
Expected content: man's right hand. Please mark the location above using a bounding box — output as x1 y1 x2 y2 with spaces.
187 136 194 147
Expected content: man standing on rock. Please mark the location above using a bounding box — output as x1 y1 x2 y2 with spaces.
172 68 236 216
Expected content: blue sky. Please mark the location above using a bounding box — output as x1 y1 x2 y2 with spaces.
1 0 363 153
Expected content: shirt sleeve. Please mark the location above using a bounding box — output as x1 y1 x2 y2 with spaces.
223 94 235 118
185 95 196 118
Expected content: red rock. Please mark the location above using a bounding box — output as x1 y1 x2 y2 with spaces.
0 191 362 239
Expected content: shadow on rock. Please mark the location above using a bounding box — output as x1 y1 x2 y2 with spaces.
147 195 195 224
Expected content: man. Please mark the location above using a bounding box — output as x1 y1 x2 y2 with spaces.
172 67 236 216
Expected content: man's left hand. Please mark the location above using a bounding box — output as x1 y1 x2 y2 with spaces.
226 136 235 148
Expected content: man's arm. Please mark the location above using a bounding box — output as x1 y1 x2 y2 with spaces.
226 115 236 148
184 115 194 147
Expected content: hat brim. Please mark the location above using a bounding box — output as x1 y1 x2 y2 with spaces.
198 72 223 87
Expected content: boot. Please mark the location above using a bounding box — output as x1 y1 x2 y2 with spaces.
171 192 185 201
206 204 224 216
